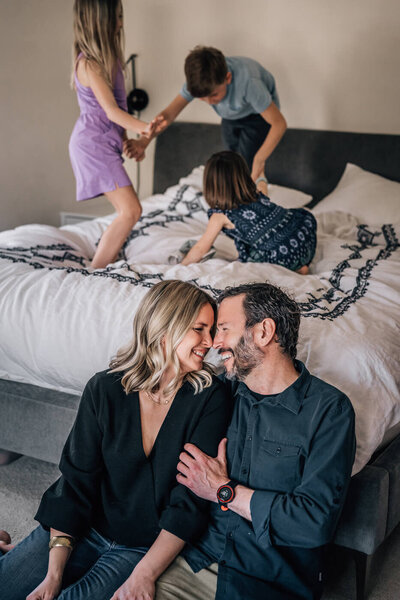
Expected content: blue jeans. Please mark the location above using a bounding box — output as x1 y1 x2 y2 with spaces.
0 525 148 600
221 114 270 170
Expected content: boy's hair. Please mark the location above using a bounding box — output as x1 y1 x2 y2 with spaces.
72 0 125 88
218 283 301 361
185 46 228 97
204 151 258 210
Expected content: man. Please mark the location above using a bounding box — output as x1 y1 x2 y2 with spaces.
156 282 356 600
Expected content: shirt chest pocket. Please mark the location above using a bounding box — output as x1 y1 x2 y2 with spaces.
253 439 302 492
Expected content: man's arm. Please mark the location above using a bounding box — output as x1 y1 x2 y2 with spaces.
177 438 254 520
251 102 287 181
178 395 355 548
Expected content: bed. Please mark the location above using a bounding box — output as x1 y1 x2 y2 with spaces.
0 123 400 599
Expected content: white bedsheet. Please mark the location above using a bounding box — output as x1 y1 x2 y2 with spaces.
0 180 399 474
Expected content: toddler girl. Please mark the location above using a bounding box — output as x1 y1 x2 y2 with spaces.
70 0 163 268
182 151 317 273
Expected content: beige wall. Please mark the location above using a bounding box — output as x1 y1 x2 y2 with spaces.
1 0 399 230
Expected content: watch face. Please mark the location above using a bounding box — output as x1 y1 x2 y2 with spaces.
218 485 233 502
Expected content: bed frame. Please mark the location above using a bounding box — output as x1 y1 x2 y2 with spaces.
1 123 400 599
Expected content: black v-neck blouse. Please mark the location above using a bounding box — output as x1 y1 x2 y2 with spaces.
35 370 232 547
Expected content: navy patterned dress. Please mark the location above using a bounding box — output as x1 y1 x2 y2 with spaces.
208 193 317 270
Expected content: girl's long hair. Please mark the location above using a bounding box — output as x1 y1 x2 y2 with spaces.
72 0 125 88
204 151 258 210
109 280 216 398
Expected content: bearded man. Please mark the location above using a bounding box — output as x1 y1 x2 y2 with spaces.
156 282 356 600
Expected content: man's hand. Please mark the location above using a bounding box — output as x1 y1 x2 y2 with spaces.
110 567 155 600
177 438 229 502
123 138 147 161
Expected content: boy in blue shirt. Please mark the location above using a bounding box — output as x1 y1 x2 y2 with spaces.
125 46 287 188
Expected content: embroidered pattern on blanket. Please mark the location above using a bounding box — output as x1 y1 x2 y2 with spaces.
0 185 398 320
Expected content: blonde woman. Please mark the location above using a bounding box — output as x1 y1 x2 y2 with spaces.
70 0 164 268
0 280 231 600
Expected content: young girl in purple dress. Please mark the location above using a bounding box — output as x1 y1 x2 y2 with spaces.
69 0 164 269
182 151 317 274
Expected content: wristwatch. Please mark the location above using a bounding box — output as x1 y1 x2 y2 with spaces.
216 480 239 511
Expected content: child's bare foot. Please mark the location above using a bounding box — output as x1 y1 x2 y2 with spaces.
297 265 309 275
0 530 14 554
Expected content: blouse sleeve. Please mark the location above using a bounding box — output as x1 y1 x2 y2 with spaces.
159 379 232 543
34 376 104 538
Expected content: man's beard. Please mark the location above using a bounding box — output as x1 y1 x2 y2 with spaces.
222 329 264 381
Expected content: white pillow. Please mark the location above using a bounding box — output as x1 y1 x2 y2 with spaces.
312 163 400 224
178 166 312 209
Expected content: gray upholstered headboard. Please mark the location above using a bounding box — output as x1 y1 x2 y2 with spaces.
153 122 400 206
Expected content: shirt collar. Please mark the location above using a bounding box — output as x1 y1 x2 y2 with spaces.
233 361 311 415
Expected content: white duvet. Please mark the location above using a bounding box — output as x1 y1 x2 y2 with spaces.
0 175 399 474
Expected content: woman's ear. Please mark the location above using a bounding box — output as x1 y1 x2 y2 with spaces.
253 318 276 347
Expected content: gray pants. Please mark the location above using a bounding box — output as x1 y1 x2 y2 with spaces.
156 556 218 600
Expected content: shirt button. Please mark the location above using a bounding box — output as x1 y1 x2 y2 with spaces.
242 468 248 475
220 560 226 566
248 435 252 441
336 484 343 492
228 532 233 538
276 447 281 454
333 498 340 505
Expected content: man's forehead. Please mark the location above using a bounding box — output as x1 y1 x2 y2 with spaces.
217 295 246 324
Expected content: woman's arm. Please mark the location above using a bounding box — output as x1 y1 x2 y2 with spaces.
111 530 184 600
26 528 75 600
181 213 229 266
83 61 161 137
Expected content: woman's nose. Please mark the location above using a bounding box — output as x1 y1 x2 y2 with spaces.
202 331 213 347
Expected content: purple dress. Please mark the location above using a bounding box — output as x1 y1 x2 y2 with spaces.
69 56 132 202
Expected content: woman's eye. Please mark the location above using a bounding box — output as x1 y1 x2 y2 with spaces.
193 327 203 332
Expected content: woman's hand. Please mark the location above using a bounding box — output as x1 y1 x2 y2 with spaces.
26 574 62 600
110 567 156 600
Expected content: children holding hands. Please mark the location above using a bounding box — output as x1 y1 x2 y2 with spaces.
126 45 287 191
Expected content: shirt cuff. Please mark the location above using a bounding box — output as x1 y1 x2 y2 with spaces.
250 489 277 548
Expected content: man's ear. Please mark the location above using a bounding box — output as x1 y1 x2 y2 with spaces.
226 71 232 85
253 318 276 347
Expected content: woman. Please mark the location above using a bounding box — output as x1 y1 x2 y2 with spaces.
0 280 231 600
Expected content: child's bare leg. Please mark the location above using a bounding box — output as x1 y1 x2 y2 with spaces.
297 265 309 275
91 185 142 269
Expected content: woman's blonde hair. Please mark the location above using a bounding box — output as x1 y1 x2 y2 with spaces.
72 0 125 88
204 151 258 211
109 280 216 398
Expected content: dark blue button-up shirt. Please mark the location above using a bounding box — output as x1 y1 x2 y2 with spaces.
184 362 356 600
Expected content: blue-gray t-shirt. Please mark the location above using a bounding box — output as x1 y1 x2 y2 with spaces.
180 56 280 120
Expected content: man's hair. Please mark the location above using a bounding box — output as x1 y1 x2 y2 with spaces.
217 283 300 361
204 151 258 210
184 46 228 97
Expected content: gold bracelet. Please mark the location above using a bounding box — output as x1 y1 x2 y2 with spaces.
49 536 75 551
